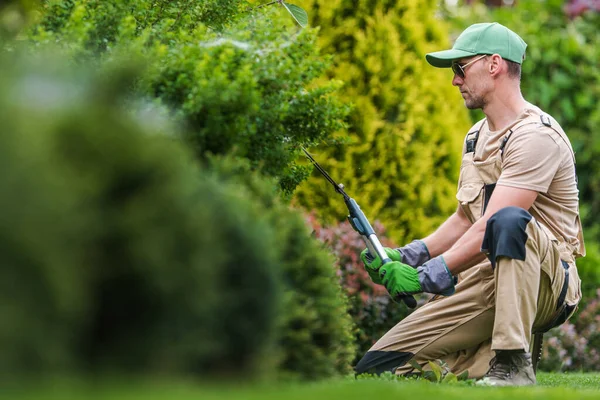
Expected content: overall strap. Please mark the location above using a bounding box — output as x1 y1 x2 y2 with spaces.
465 119 486 153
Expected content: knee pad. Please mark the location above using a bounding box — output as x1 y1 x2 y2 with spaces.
481 206 532 268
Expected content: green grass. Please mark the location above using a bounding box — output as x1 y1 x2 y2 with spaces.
6 373 600 400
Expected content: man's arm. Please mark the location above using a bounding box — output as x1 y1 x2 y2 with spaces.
422 205 472 257
442 185 538 275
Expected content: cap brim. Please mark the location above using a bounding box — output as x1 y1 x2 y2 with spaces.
425 49 477 68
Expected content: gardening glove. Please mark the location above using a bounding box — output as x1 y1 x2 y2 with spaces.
396 240 431 267
359 249 418 308
379 256 457 301
360 247 401 284
360 240 431 280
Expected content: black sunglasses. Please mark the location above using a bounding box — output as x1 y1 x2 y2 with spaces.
451 55 488 78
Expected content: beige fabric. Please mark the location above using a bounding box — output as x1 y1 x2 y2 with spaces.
464 105 585 258
457 105 582 338
370 218 574 378
362 106 583 379
492 217 572 350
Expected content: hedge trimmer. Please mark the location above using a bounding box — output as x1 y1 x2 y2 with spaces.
302 147 417 308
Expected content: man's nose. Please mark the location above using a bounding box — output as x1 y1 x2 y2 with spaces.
452 74 463 87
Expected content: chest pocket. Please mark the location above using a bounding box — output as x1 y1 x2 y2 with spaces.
456 122 512 224
456 153 485 224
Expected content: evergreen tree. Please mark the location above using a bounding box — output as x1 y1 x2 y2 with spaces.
294 0 472 244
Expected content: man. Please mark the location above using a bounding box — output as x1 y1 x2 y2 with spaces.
355 22 584 386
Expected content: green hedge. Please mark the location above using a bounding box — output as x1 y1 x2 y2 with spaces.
0 55 284 378
207 156 356 379
30 0 349 196
0 52 356 380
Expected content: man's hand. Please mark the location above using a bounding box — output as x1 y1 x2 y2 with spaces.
379 256 457 301
396 240 431 267
360 240 431 283
360 247 401 284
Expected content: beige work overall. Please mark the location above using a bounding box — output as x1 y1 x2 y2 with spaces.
355 113 583 378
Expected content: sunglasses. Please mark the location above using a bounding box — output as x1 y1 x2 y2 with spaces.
451 55 488 78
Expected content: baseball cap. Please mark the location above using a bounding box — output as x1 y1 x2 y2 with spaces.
426 22 527 68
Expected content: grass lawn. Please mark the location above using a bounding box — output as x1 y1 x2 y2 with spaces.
6 372 600 400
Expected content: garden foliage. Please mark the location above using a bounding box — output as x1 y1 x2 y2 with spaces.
293 0 472 245
0 56 280 378
31 0 349 197
207 157 356 379
305 215 429 364
0 52 354 380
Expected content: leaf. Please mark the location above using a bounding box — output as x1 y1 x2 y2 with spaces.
427 360 442 382
423 371 437 382
282 3 308 28
457 370 470 381
442 372 458 384
408 359 424 372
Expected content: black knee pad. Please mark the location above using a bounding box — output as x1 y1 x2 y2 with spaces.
481 206 532 268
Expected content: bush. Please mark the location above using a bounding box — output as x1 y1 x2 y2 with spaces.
30 0 349 196
305 214 427 364
0 54 284 380
293 0 472 244
0 47 356 380
208 156 356 379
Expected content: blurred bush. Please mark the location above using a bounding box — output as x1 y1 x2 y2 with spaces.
30 0 349 197
0 54 285 379
0 50 357 382
293 0 472 245
305 215 428 364
0 0 40 39
207 156 356 380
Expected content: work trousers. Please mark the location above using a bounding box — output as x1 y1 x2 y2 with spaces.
355 207 581 378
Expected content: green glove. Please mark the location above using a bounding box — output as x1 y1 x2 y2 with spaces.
360 247 401 284
379 256 457 301
379 261 422 298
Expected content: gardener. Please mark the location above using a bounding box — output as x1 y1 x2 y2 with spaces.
355 22 584 386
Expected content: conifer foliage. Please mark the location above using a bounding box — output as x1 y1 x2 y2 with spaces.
294 0 472 244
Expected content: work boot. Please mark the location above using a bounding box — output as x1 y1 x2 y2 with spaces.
476 351 536 387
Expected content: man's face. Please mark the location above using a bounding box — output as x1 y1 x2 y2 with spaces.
451 55 490 110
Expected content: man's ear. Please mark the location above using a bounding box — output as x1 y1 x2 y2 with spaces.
489 54 503 77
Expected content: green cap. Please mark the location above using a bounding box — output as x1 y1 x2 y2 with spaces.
426 22 527 68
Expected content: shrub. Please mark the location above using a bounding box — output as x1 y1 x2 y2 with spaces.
207 156 356 379
293 0 472 245
305 214 426 364
29 0 350 196
0 54 283 380
13 0 358 380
